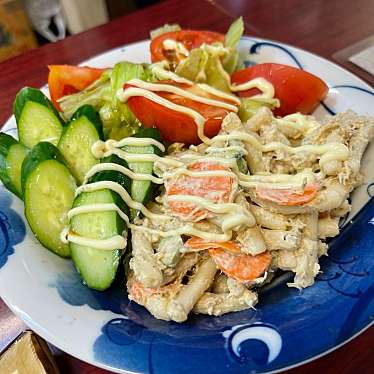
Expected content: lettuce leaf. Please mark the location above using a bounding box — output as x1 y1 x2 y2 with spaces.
150 24 181 39
175 48 209 82
224 17 244 49
174 18 245 88
176 44 231 92
239 97 279 122
60 61 152 140
59 70 112 120
223 17 244 74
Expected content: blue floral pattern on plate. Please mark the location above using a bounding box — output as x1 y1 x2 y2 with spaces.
0 190 26 269
49 196 374 373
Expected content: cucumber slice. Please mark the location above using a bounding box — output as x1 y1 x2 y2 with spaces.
22 142 76 257
89 154 131 193
0 133 28 198
14 87 64 148
58 105 103 184
70 189 127 290
123 127 164 219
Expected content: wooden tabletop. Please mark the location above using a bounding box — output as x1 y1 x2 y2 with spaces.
0 0 373 372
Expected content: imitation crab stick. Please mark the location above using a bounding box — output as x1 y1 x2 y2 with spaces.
128 278 175 304
255 183 319 206
165 161 234 220
185 237 272 282
185 237 242 253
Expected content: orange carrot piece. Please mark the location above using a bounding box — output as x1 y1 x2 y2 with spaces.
185 237 271 282
185 236 241 253
209 248 272 283
165 162 234 220
255 183 319 206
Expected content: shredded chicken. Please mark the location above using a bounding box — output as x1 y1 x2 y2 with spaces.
127 109 374 322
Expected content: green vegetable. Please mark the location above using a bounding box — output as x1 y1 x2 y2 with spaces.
239 98 277 122
22 142 76 257
157 236 183 267
59 61 151 140
122 127 164 220
59 71 112 120
175 17 245 85
111 62 147 104
175 48 209 82
176 44 231 92
88 153 131 194
150 23 181 39
223 17 245 74
58 105 103 184
205 50 231 92
14 87 65 148
102 61 149 139
70 189 127 290
224 17 244 49
0 133 28 199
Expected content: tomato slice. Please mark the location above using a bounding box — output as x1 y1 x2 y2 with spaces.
150 30 224 66
124 80 237 144
231 63 328 116
48 65 106 110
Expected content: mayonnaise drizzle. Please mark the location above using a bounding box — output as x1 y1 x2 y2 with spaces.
126 79 239 112
275 113 319 138
110 136 165 152
211 131 350 170
67 196 237 243
92 140 183 167
167 195 241 214
162 39 190 57
67 233 127 250
83 163 163 185
205 145 248 155
230 77 275 99
120 63 275 145
166 195 255 230
76 181 169 222
150 62 241 105
118 86 211 144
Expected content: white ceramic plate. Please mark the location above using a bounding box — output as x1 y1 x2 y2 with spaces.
0 37 373 374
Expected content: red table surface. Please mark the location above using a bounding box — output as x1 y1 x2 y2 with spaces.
0 0 373 373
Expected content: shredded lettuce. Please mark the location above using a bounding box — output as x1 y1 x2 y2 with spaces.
150 24 181 39
174 17 245 88
175 48 209 82
176 44 231 92
58 70 112 120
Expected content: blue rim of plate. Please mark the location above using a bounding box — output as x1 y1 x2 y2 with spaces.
0 36 373 374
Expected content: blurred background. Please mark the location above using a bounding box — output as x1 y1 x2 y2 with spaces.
0 0 160 62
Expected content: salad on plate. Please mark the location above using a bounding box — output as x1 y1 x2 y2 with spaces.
1 18 373 323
